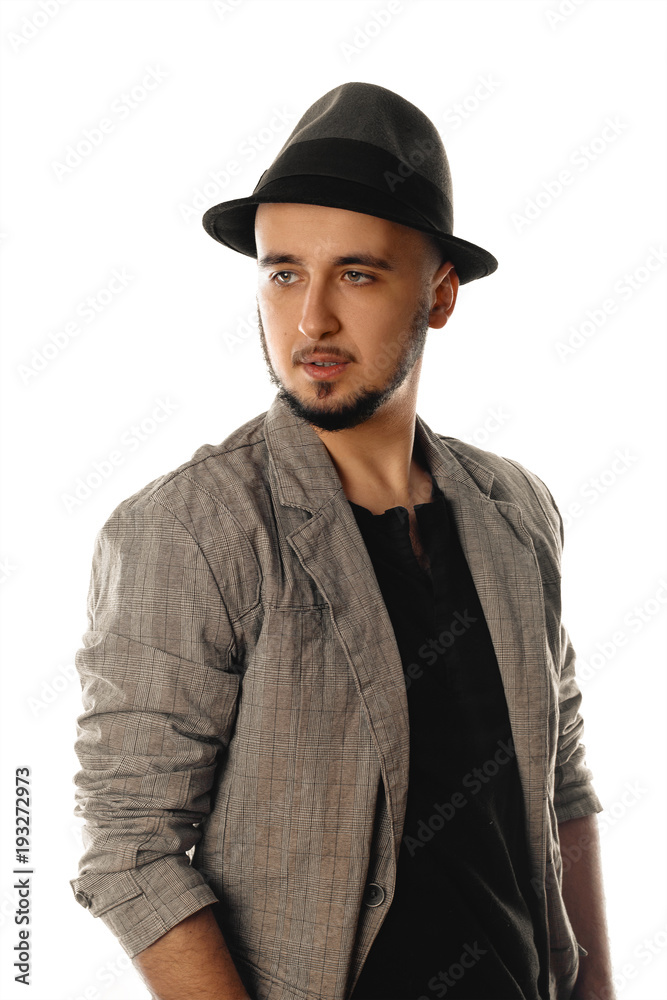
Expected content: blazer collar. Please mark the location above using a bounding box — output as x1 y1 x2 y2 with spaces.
264 394 494 509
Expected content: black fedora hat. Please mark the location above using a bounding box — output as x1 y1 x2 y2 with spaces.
202 82 497 285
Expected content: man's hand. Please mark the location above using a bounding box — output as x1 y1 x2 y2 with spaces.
558 813 616 1000
133 904 251 1000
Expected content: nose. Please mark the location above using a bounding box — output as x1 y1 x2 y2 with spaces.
297 279 340 340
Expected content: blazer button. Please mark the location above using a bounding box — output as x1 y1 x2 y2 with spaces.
363 882 385 907
74 891 91 908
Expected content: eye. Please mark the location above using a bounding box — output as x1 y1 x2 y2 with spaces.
268 269 374 287
271 271 297 286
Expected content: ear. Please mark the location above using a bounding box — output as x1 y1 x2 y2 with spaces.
427 262 459 329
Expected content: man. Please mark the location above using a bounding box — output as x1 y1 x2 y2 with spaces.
70 83 615 1000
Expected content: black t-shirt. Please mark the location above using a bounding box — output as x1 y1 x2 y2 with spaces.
347 481 548 1000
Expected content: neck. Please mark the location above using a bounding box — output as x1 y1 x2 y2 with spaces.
311 388 433 514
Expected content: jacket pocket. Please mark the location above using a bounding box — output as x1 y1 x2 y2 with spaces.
231 949 315 1000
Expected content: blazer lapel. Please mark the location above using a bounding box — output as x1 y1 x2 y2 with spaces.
415 414 550 877
264 397 549 874
265 398 410 858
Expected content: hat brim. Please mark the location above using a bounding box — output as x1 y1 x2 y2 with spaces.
202 176 497 286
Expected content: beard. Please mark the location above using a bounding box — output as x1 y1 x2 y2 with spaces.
256 290 432 432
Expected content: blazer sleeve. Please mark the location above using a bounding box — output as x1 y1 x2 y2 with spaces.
69 492 241 958
553 621 604 822
503 458 604 824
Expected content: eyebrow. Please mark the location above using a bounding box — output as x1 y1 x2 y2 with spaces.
257 252 397 272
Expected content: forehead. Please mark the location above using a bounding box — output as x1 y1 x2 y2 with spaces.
255 202 422 257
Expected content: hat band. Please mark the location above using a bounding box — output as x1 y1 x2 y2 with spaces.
254 137 453 234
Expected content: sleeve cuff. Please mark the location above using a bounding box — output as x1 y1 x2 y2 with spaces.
70 854 219 958
555 784 604 824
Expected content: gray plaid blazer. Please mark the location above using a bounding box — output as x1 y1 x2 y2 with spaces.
71 394 602 1000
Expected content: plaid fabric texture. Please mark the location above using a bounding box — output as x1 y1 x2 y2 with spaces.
70 394 602 1000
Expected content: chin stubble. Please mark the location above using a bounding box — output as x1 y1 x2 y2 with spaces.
255 291 432 432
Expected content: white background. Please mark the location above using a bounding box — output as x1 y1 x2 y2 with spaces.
1 1 665 998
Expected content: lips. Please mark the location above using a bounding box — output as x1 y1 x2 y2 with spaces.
301 355 350 365
301 358 350 380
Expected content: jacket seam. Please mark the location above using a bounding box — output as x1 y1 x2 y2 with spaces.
175 473 263 620
501 458 562 553
84 628 219 673
146 433 269 496
434 434 495 495
149 493 248 657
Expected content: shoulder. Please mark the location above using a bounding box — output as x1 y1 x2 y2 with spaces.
437 434 564 553
98 409 271 534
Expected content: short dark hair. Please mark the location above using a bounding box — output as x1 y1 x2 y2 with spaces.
419 231 445 272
